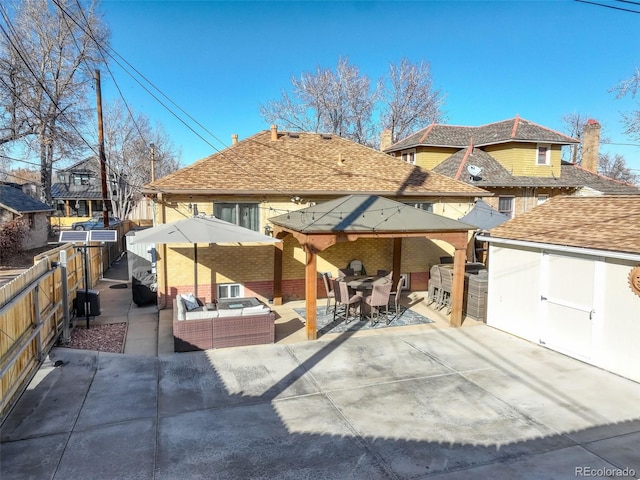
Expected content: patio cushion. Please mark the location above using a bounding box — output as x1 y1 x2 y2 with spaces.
185 308 219 320
175 295 187 320
241 305 271 316
182 293 199 311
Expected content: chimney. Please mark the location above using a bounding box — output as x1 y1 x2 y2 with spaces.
581 119 600 173
380 129 392 151
231 133 238 145
270 124 278 141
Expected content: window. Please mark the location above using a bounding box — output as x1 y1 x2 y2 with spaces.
72 174 90 185
217 283 243 299
401 150 416 165
498 196 514 217
214 202 259 231
403 202 433 213
537 144 551 165
537 195 549 205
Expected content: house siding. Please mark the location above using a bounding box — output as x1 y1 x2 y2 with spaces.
160 235 449 305
414 147 458 170
483 143 562 178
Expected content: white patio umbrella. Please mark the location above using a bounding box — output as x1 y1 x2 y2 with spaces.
131 215 280 298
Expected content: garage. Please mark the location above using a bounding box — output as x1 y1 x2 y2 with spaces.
481 195 640 383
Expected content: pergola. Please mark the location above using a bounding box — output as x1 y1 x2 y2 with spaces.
269 195 477 340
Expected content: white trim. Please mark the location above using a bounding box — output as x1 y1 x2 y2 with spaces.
401 149 416 165
536 143 551 165
478 235 640 262
217 283 244 299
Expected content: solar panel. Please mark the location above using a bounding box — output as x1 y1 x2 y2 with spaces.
89 230 118 243
59 230 89 243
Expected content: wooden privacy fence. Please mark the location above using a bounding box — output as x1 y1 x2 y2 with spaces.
0 227 127 422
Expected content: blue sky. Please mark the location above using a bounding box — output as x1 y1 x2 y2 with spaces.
101 0 640 171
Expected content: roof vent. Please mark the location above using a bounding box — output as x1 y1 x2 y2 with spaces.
288 132 299 139
321 134 332 140
337 153 345 165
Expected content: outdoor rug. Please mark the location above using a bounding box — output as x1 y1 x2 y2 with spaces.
294 306 434 335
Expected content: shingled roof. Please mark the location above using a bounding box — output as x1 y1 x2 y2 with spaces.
386 116 579 151
432 152 640 192
489 195 640 255
0 184 53 214
145 129 488 198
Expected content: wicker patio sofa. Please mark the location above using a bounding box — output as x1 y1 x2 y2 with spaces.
173 294 276 352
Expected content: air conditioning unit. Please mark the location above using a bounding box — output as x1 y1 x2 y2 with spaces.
400 273 410 290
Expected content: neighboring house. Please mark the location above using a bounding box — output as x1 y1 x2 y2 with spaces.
51 157 116 218
480 195 640 383
0 183 54 250
143 126 490 306
383 116 640 218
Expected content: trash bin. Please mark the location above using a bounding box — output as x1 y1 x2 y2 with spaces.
132 267 157 306
75 289 101 316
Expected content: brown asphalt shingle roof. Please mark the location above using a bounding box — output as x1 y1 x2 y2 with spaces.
386 116 579 151
489 195 640 255
146 129 488 197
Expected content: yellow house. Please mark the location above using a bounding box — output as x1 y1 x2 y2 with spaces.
142 126 489 308
383 117 640 218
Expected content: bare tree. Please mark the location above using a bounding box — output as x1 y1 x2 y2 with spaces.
261 57 444 147
380 58 445 144
598 152 638 184
102 99 179 219
0 0 108 204
611 67 640 140
260 57 380 146
562 112 591 163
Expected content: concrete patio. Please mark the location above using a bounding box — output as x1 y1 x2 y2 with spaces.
2 256 639 479
2 317 640 479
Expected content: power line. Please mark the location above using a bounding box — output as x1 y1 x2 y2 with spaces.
575 0 640 14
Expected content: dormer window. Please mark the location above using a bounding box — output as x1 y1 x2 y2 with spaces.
537 144 551 165
401 149 416 165
73 174 90 185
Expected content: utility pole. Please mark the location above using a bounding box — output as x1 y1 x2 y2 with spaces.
95 69 109 227
150 143 156 182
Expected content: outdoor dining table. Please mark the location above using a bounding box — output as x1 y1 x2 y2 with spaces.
337 275 393 320
340 275 392 293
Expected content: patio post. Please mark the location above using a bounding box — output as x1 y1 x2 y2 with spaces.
450 247 466 327
305 249 318 340
273 241 283 305
392 238 402 291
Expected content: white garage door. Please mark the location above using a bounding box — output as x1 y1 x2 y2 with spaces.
540 251 597 361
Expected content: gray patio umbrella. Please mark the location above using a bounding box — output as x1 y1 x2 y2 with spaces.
131 215 280 298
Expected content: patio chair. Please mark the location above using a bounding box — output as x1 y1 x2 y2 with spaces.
338 268 354 278
332 279 361 324
363 281 392 326
439 267 453 314
376 269 389 277
387 277 404 323
427 265 441 306
321 272 335 314
349 259 364 275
